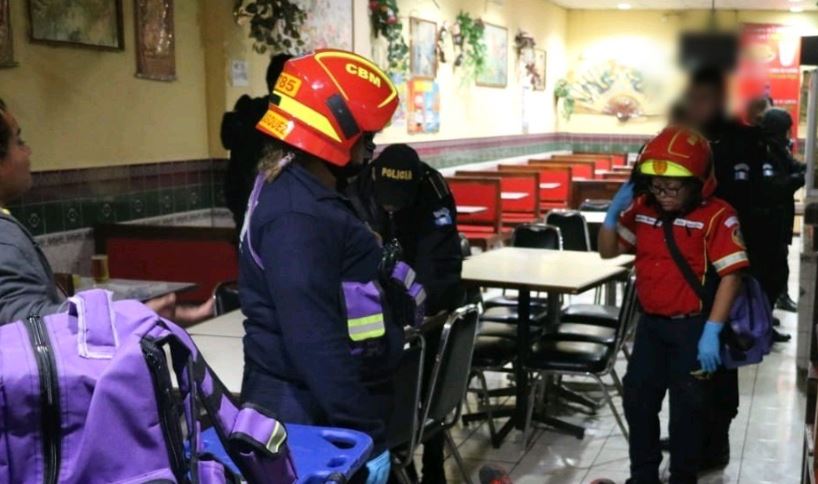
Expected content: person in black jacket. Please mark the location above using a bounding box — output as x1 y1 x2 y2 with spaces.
347 144 465 484
220 54 292 233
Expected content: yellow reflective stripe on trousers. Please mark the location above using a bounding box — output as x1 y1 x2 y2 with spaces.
348 313 386 341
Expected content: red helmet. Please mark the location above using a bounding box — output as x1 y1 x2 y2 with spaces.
638 125 717 197
256 49 399 166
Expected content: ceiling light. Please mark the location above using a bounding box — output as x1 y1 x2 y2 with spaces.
617 3 632 9
790 6 804 12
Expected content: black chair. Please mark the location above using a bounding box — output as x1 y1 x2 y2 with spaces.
388 330 427 484
544 211 591 252
578 199 612 212
482 223 561 314
416 305 480 484
213 281 240 316
522 270 637 445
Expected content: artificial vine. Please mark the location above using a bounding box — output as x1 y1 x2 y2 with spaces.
369 0 409 73
453 11 486 82
233 0 306 55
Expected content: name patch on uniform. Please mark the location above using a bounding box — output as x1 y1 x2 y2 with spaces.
258 110 293 140
673 218 704 230
381 167 413 181
433 207 453 227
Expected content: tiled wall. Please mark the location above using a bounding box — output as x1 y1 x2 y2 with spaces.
11 132 652 237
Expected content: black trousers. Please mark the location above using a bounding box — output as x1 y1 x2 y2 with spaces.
624 314 713 484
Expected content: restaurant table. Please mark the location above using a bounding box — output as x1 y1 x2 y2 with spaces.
457 205 488 215
462 248 632 444
74 277 196 302
540 182 561 190
191 334 244 394
501 192 529 200
189 310 245 337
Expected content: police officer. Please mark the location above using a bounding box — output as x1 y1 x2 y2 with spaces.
239 50 401 484
759 108 805 313
220 54 292 235
347 144 465 484
682 66 784 472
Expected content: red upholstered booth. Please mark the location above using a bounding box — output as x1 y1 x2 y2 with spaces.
498 164 572 211
456 170 541 227
446 177 507 250
94 224 238 303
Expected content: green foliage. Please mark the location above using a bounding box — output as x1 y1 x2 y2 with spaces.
234 0 306 55
453 11 486 83
369 0 409 73
554 79 575 120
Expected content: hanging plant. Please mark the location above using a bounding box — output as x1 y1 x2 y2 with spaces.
233 0 306 55
369 0 409 73
514 30 536 59
554 79 575 121
453 11 486 82
437 21 449 64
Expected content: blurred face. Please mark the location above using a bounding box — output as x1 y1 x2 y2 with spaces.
648 177 692 213
349 132 377 168
685 84 724 129
0 111 32 205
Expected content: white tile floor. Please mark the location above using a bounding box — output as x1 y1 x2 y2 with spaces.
423 245 806 483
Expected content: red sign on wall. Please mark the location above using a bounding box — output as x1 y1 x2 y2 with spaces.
737 23 802 136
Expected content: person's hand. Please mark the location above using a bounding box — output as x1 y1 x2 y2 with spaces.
603 182 635 229
174 299 216 327
146 293 177 320
364 451 391 484
697 321 724 373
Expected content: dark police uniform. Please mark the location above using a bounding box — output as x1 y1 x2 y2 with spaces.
239 162 402 456
348 161 465 316
617 195 749 484
348 153 464 483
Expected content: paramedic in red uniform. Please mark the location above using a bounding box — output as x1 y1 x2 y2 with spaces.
599 126 748 484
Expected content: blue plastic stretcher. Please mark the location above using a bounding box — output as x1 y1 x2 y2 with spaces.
200 423 373 483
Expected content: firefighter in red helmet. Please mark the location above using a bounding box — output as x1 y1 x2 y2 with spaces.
599 126 748 483
239 50 400 484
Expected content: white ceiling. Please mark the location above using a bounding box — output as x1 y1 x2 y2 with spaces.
550 0 818 10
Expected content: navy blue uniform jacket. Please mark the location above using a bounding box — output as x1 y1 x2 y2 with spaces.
239 163 393 451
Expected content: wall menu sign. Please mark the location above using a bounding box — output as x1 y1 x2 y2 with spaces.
737 23 802 136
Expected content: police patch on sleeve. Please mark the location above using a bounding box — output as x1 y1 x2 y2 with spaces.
433 207 453 227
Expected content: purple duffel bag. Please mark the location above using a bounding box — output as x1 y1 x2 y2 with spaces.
0 289 297 484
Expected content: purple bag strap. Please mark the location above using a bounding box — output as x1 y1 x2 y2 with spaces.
68 289 119 359
156 320 297 484
240 174 266 270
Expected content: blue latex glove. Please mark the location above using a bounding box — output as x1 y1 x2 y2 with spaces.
364 450 391 484
603 182 635 229
697 321 724 373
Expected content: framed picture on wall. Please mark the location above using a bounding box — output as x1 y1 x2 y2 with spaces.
0 0 16 68
410 17 437 79
532 48 546 91
477 23 508 88
135 0 176 81
297 0 353 54
28 0 124 50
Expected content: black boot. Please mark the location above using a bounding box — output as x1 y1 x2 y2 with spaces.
773 329 792 343
776 293 798 312
699 440 730 473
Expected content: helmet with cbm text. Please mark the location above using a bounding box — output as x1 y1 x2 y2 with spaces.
256 49 399 167
638 125 717 197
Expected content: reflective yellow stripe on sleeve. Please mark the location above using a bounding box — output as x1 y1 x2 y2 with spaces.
348 313 386 341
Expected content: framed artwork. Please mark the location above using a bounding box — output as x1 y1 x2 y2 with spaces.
477 23 508 88
0 0 15 68
135 0 175 81
410 17 436 79
408 78 440 134
297 0 353 54
28 0 124 50
532 49 546 91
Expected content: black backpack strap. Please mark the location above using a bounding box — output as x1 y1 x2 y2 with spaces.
662 218 708 302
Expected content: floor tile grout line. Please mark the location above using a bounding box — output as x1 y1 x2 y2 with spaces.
736 360 760 484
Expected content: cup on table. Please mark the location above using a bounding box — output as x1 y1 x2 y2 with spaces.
91 255 110 284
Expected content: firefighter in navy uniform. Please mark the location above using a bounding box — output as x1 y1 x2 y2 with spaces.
348 143 465 484
239 50 402 484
